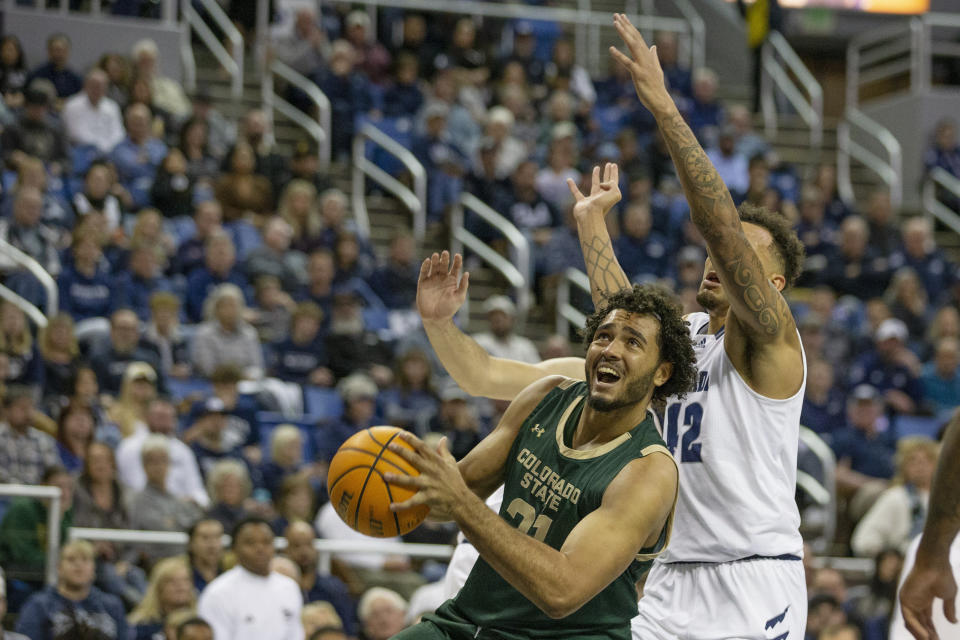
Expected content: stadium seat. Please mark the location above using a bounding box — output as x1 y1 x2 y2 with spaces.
894 414 941 439
303 386 344 421
167 377 213 403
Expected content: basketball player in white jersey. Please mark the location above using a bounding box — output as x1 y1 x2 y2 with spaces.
416 14 808 638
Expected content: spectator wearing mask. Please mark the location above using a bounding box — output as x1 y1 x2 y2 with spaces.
0 385 58 484
89 310 163 397
368 232 419 310
921 336 960 416
184 231 250 323
0 186 61 276
851 437 938 557
63 69 124 154
284 522 357 637
111 103 167 209
197 518 304 640
849 318 922 416
16 540 127 640
269 302 332 387
25 33 82 98
191 284 264 379
472 295 539 363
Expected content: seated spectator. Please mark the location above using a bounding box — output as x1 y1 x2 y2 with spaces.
545 36 595 108
368 232 419 310
260 425 307 501
314 189 371 256
811 568 864 630
245 217 304 293
90 311 163 397
116 397 209 506
812 163 853 226
15 540 127 640
184 365 261 463
284 521 357 636
283 138 330 196
726 103 768 161
801 359 846 437
113 243 174 323
299 250 336 320
0 465 73 582
39 313 79 409
333 231 375 285
302 602 346 640
58 228 114 323
483 106 527 181
535 137 580 213
851 436 938 557
273 8 326 76
923 117 960 181
344 11 391 85
187 398 246 478
921 336 960 415
191 284 264 379
380 349 438 434
315 374 379 464
197 518 304 640
8 155 71 231
56 399 95 474
325 291 393 382
0 186 61 276
111 103 168 210
108 362 157 439
173 200 222 278
127 435 204 564
0 386 58 484
832 385 896 504
0 35 28 108
706 126 748 195
73 367 116 446
820 216 890 299
151 149 196 219
178 117 220 186
806 594 847 640
131 39 190 120
849 318 922 416
72 162 125 235
250 275 294 344
794 184 835 275
864 188 900 257
204 460 253 534
358 587 408 640
189 88 234 161
884 268 929 343
888 217 953 304
279 180 322 253
614 202 671 282
63 69 124 154
129 557 196 640
0 302 42 388
129 207 177 271
313 40 371 160
269 302 331 387
215 142 273 225
270 471 318 537
506 160 561 241
500 21 545 90
412 102 466 222
819 624 860 640
184 231 250 323
144 292 191 380
428 384 483 460
852 547 902 638
687 67 723 145
185 518 225 594
171 616 213 640
25 33 82 99
383 53 424 118
473 295 540 363
4 86 69 173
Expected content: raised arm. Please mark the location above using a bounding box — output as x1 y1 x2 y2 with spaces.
900 412 960 640
566 164 631 306
611 14 793 343
418 251 584 400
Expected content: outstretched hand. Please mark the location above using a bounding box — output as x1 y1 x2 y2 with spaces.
416 251 469 324
567 163 621 222
900 558 959 640
609 13 672 115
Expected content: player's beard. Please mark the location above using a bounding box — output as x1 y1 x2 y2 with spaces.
696 287 724 313
588 367 657 412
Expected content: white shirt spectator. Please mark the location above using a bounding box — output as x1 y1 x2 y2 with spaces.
315 502 402 570
198 566 304 640
851 484 928 557
115 428 210 507
62 92 124 154
473 332 540 364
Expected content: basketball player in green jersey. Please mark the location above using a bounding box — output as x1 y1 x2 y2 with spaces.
383 283 696 640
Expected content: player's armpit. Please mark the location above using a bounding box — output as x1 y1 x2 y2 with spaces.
457 376 569 498
549 452 678 618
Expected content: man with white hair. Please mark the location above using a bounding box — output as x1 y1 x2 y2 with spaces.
889 216 953 302
471 295 540 364
482 106 526 180
244 216 305 292
190 284 264 378
131 38 190 119
358 588 407 640
62 69 124 153
272 7 327 76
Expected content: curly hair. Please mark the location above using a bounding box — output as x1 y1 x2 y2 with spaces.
581 285 697 403
738 203 806 288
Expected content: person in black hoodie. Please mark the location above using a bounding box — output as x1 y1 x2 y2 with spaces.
151 149 195 219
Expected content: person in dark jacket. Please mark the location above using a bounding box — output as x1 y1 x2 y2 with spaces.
313 40 371 160
112 243 173 322
1 87 70 172
25 33 82 98
269 302 332 387
58 228 114 322
151 149 195 219
382 53 424 118
367 232 419 310
184 231 251 323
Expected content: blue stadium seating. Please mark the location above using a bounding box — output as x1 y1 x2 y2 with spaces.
303 386 344 420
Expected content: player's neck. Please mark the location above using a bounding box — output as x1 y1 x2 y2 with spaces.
707 308 728 334
576 400 651 449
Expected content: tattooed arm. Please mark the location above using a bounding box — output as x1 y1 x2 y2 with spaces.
567 164 631 306
610 13 794 345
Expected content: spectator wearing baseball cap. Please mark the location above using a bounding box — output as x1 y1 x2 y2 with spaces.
472 295 540 364
848 318 922 417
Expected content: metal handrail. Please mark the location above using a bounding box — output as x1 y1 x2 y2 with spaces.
450 194 531 328
0 287 48 329
0 238 58 317
922 168 960 237
556 268 591 338
836 106 903 211
0 484 62 587
798 426 837 555
263 60 331 170
670 0 705 72
352 123 427 242
760 31 823 149
181 0 243 98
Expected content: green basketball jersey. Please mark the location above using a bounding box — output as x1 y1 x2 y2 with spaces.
440 379 676 639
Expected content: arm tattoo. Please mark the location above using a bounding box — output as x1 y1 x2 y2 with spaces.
582 236 631 303
725 254 782 336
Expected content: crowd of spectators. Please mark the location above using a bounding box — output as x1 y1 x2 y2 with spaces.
0 4 958 639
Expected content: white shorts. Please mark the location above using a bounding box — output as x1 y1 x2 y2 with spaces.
631 557 807 640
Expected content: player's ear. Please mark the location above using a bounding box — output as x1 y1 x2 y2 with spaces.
770 273 786 292
653 361 673 388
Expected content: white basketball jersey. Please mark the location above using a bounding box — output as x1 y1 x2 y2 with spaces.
658 312 805 563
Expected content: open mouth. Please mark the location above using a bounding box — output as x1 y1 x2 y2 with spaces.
595 364 622 386
703 272 721 288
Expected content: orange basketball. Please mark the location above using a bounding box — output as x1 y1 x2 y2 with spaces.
326 426 429 537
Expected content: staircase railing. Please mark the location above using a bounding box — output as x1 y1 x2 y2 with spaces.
555 268 591 338
262 60 331 170
0 238 58 323
181 0 243 98
352 123 427 242
922 168 960 237
845 19 919 109
798 426 837 555
836 106 903 211
760 31 823 150
0 484 62 587
450 194 531 329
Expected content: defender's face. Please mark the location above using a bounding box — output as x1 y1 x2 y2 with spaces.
585 309 662 412
695 223 775 314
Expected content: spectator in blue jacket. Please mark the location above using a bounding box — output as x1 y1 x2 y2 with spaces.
888 217 954 303
185 365 261 463
173 200 223 277
848 318 923 417
920 336 960 417
16 539 128 640
382 52 424 118
686 67 723 147
113 243 173 322
831 385 896 497
88 309 163 396
313 373 379 464
614 202 671 282
285 521 358 636
412 102 467 223
801 358 847 438
25 33 83 98
269 302 332 387
368 232 419 310
110 103 167 210
184 231 251 323
313 40 372 160
58 227 114 322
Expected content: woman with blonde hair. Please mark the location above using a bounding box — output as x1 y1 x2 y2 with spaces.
278 179 322 250
260 425 305 500
851 436 940 557
883 267 929 343
107 362 158 438
129 556 196 640
0 300 40 387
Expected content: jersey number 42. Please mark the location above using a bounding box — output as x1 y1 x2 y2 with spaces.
664 402 703 463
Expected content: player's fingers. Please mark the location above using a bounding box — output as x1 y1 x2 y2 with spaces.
566 177 585 201
456 271 470 296
439 250 450 273
429 252 442 275
382 472 422 488
393 430 431 456
450 253 463 279
389 492 429 512
609 47 636 74
418 257 431 282
613 14 647 58
386 441 420 466
901 607 931 640
436 436 456 463
945 594 957 624
591 166 601 194
612 163 619 186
